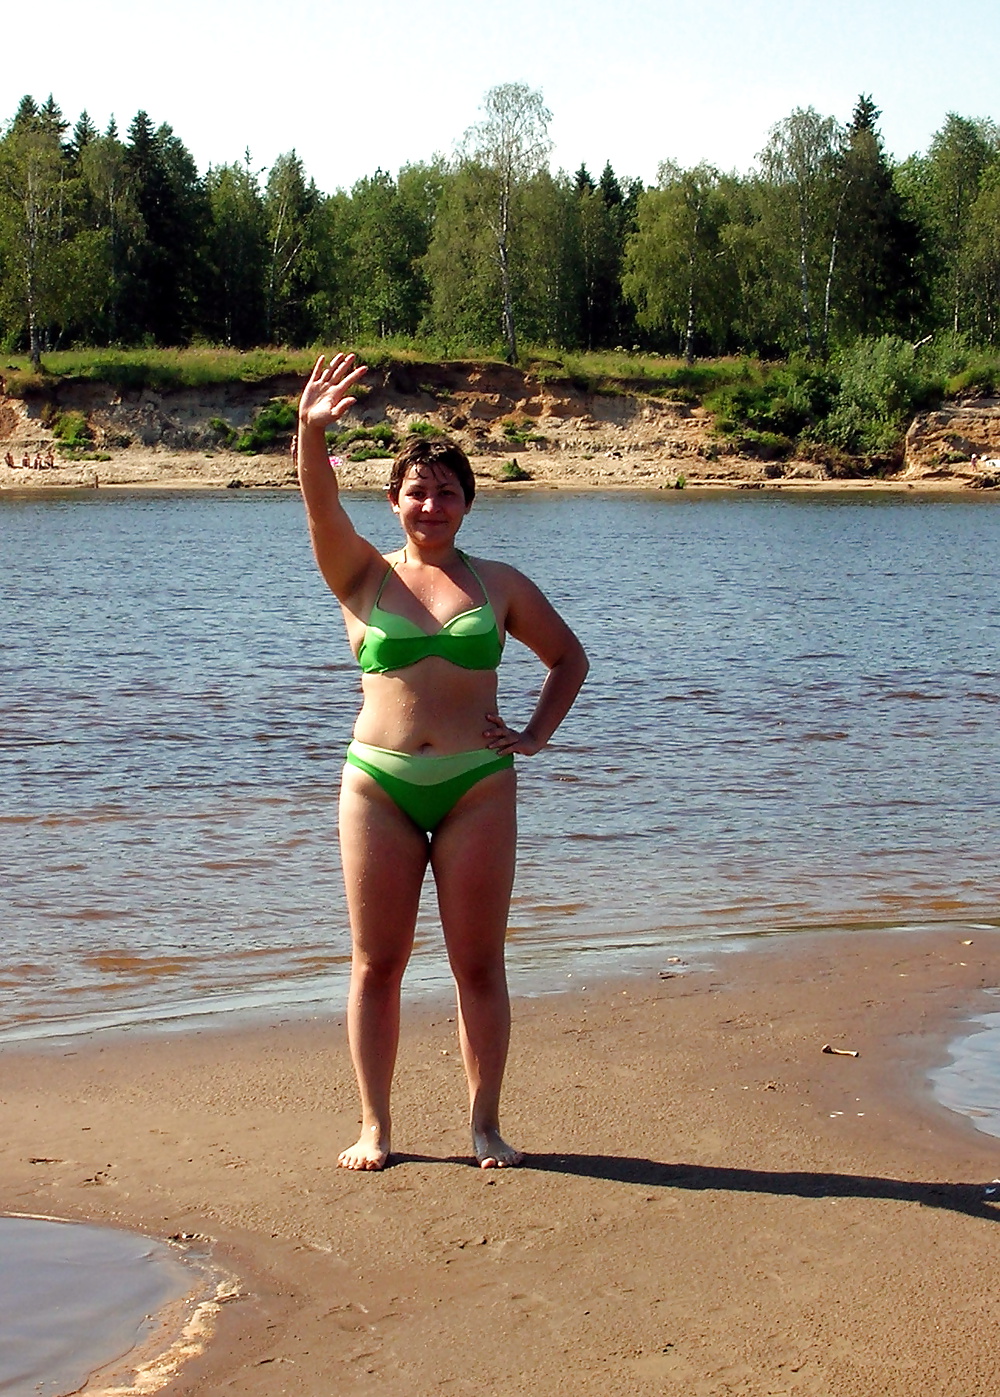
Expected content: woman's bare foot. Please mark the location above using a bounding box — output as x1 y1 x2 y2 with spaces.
472 1126 523 1169
338 1123 390 1171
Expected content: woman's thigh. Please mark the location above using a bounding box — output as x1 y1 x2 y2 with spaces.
430 768 517 973
339 764 429 965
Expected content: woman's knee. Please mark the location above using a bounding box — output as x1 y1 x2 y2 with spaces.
449 952 508 1000
351 948 410 990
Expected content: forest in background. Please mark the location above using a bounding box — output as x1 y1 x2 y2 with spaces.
3 83 1000 460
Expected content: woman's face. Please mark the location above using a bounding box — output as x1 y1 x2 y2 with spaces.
391 464 471 542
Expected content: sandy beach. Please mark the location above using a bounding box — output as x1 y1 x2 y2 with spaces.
2 927 998 1396
0 444 993 495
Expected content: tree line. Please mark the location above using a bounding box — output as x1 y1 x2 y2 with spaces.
1 85 999 371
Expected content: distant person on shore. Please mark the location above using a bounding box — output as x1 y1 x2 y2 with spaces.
3 451 14 468
297 353 588 1170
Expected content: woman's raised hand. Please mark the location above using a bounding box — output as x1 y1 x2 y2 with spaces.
299 353 369 430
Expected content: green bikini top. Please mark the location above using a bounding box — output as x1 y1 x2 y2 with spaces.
357 551 503 675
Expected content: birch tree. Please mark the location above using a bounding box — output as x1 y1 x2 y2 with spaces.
759 108 844 355
263 151 321 342
462 83 552 362
926 114 998 332
623 162 734 361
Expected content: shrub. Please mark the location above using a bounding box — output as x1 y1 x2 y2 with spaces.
734 429 794 460
820 337 921 456
52 410 93 448
234 399 297 454
406 420 444 438
706 357 835 440
209 416 237 445
326 422 397 456
499 459 532 481
349 445 391 462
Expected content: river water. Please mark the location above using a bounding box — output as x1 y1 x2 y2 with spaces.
2 487 999 1125
0 1216 195 1396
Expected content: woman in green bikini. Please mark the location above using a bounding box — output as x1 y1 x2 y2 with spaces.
298 353 588 1171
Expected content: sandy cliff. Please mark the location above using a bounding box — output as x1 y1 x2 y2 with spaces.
2 362 1000 491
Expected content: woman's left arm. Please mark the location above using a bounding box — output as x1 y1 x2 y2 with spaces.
484 570 589 757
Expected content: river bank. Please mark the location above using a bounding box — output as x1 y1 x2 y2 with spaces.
4 358 1000 493
2 928 999 1396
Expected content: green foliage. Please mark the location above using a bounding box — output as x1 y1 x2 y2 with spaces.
209 415 237 445
623 163 736 360
528 348 755 398
325 421 397 459
499 458 532 480
205 159 267 347
502 417 535 444
233 399 297 454
326 420 395 447
5 88 1000 374
819 337 919 453
702 334 1000 461
706 357 836 438
405 420 444 438
946 359 1000 397
1 369 49 397
733 429 795 459
346 444 389 461
51 410 93 447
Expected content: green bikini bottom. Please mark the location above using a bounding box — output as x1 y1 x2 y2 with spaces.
345 741 514 833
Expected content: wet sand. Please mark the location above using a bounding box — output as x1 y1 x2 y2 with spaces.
2 928 999 1396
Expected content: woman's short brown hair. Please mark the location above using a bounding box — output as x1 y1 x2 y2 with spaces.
388 434 476 505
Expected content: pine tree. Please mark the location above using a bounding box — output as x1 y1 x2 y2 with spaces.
122 112 209 342
832 95 928 340
67 111 99 166
11 95 39 131
37 96 68 142
574 163 595 194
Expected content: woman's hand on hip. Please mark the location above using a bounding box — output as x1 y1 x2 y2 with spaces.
484 713 544 757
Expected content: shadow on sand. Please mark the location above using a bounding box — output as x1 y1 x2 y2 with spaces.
388 1152 999 1219
521 1153 1000 1220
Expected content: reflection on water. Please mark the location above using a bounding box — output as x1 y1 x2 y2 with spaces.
0 1216 193 1395
1 488 999 1042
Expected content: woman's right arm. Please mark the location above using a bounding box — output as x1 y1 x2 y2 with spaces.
297 353 384 602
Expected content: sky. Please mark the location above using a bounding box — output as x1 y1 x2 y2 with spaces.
5 0 999 192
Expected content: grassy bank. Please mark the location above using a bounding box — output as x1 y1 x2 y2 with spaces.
0 342 759 398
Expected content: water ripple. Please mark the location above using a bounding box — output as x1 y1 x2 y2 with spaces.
1 489 999 1034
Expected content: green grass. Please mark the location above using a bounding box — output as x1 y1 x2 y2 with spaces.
2 346 320 394
1 341 760 405
526 348 758 400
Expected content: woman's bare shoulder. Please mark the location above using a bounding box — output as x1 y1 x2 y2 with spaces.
340 548 400 620
466 556 534 593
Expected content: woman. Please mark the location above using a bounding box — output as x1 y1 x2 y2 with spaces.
298 352 588 1171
